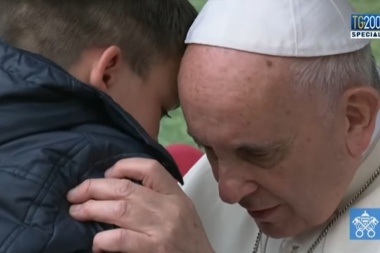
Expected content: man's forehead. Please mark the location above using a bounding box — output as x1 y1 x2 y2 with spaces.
180 45 292 98
183 45 283 66
184 96 297 151
179 48 303 146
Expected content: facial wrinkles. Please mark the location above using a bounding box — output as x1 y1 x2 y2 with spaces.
180 47 364 237
182 47 297 193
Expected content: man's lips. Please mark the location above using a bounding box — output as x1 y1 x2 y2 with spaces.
247 205 280 221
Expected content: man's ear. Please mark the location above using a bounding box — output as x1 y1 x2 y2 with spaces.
344 87 380 156
89 46 122 92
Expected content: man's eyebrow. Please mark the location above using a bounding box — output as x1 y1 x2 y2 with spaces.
234 139 291 155
187 130 294 153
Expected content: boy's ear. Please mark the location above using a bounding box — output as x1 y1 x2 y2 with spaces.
89 46 122 92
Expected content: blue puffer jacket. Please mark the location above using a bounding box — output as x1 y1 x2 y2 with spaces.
0 41 182 253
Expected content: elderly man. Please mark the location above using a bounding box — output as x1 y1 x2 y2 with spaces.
67 0 380 252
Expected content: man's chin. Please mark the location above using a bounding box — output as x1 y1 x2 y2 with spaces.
256 221 298 239
257 221 320 239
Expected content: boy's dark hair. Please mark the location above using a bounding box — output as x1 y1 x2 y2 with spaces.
0 0 198 76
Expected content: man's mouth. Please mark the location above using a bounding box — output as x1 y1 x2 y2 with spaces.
247 205 280 221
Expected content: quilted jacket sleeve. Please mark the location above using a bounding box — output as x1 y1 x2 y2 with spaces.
0 135 106 253
0 124 168 253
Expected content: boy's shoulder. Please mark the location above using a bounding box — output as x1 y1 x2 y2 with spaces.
0 124 152 186
0 127 154 253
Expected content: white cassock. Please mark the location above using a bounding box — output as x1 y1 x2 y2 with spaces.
181 112 380 253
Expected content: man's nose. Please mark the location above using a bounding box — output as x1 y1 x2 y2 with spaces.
217 170 258 204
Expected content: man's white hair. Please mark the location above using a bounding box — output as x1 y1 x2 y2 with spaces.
292 44 380 116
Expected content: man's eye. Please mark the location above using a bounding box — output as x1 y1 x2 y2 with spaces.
241 151 284 169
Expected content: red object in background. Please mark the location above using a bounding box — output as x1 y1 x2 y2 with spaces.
166 144 204 176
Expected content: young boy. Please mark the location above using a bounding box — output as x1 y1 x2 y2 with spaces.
0 1 197 252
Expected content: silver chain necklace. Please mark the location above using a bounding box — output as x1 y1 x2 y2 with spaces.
252 165 380 253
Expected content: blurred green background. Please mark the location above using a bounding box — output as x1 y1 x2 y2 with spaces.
158 0 380 147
